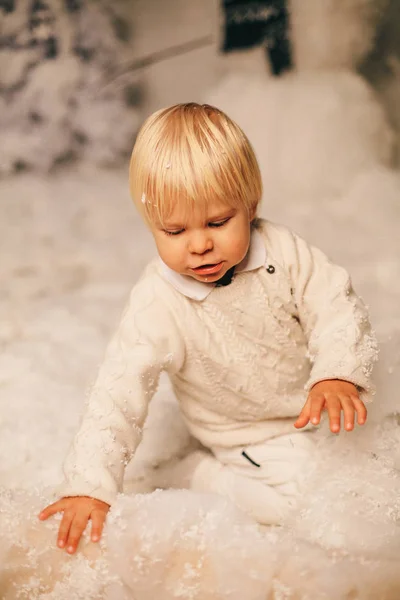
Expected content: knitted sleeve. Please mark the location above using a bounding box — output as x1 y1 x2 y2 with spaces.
58 275 185 505
271 224 378 397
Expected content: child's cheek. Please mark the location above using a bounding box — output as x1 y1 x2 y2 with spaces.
227 231 250 260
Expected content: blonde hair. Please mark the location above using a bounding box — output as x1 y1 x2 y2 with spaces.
129 103 262 227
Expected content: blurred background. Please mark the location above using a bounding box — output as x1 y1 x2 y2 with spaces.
1 0 400 497
1 0 400 173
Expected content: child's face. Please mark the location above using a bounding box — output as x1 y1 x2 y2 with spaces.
151 199 253 282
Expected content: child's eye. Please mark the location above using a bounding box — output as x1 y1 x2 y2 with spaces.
208 218 230 228
164 229 184 236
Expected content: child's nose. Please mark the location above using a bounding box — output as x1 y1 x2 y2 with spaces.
188 231 213 255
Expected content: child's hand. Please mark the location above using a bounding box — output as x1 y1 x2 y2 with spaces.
39 496 110 554
294 379 367 434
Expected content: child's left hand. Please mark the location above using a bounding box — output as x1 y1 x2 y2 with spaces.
294 379 367 433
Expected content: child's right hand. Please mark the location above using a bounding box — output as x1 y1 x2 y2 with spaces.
39 496 110 554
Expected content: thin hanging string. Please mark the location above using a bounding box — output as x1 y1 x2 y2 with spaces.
101 35 215 92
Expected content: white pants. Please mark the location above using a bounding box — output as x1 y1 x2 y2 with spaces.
152 432 316 526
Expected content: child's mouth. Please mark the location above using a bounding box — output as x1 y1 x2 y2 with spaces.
191 262 224 276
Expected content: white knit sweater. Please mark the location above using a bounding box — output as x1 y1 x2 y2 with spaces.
59 220 377 505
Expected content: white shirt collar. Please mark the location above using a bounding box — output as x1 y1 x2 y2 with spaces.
159 227 266 301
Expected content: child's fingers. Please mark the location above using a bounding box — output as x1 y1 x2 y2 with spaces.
90 509 107 542
339 396 355 431
294 413 309 428
66 515 89 554
294 399 311 428
57 510 75 549
308 394 326 426
325 396 342 433
352 394 367 425
38 500 65 521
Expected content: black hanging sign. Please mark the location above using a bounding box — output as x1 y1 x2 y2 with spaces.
221 0 292 75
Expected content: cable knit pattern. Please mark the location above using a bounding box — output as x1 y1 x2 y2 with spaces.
59 279 186 505
263 222 379 392
59 219 378 504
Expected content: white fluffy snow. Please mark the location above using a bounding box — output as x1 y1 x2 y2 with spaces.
1 55 400 600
